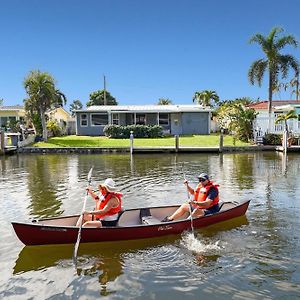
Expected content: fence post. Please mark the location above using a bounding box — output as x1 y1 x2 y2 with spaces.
130 131 134 154
219 129 224 153
175 135 179 152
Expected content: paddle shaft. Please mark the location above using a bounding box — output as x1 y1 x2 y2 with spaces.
73 167 93 266
184 174 195 235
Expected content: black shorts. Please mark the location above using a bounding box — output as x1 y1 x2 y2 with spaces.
204 204 220 216
96 219 118 227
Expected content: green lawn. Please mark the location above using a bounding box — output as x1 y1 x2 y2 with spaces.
31 134 250 148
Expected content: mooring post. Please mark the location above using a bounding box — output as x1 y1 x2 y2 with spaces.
130 131 134 154
0 130 5 154
219 129 224 153
175 135 179 152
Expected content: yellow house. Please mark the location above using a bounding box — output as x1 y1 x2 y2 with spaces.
0 105 25 128
46 106 75 134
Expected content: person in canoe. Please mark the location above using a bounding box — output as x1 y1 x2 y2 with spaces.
161 173 220 222
77 178 123 227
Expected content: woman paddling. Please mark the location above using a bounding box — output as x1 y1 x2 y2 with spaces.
77 178 123 227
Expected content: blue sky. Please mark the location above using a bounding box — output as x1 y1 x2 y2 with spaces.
1 0 300 109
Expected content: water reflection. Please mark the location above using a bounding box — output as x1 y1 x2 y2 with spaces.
13 236 179 295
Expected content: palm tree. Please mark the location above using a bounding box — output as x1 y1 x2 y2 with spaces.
275 109 298 132
157 98 173 105
24 70 66 141
248 27 299 131
275 109 298 149
290 72 300 100
193 90 220 107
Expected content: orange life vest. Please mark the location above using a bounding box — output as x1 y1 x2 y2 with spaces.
94 192 122 219
193 181 219 209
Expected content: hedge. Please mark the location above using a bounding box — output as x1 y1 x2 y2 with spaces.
103 124 163 138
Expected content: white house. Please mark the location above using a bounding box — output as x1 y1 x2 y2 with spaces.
248 100 300 136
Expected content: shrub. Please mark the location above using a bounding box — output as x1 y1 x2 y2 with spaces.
104 125 163 138
47 120 62 137
263 133 282 145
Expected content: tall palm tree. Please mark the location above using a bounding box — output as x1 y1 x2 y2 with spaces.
248 27 299 131
24 70 66 141
193 90 220 107
157 98 173 105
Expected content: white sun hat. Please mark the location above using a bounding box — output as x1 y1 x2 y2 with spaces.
99 178 118 192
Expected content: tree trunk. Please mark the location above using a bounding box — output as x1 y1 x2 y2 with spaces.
40 109 48 142
268 70 273 133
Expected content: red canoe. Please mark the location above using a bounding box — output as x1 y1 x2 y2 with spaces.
12 200 250 246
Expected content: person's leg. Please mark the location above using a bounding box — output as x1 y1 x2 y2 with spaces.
168 203 190 220
191 208 205 218
82 220 102 228
76 214 92 226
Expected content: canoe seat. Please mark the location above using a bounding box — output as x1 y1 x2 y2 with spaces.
140 208 161 225
218 202 236 212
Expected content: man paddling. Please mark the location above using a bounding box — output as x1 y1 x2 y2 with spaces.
161 173 220 222
77 178 123 227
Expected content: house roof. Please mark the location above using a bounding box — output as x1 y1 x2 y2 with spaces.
247 100 300 110
0 105 24 111
75 104 212 113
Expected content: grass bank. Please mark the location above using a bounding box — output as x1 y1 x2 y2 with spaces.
31 134 250 148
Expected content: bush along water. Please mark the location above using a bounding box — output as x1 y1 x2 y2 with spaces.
104 125 163 138
263 133 282 145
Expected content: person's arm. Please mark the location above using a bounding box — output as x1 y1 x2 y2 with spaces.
193 187 218 208
86 196 119 216
184 180 194 195
86 187 99 201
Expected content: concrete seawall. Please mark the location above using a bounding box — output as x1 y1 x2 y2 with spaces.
18 145 277 154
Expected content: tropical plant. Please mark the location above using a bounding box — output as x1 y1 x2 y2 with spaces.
193 90 220 107
248 27 299 131
217 99 257 142
47 120 62 137
86 90 118 106
23 70 67 141
70 99 83 116
275 109 298 132
157 98 173 105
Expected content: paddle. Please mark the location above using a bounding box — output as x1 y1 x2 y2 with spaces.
73 167 93 267
184 174 195 236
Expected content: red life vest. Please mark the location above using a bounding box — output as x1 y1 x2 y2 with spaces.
95 192 122 219
193 181 219 209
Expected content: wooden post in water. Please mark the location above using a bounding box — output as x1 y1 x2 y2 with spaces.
0 130 4 154
175 135 179 152
219 129 224 153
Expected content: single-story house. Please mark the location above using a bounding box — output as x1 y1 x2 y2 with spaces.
46 106 75 134
74 105 212 136
248 100 300 135
0 105 25 129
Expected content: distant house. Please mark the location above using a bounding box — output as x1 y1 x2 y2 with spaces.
248 100 300 134
0 105 25 129
46 107 75 135
74 105 212 136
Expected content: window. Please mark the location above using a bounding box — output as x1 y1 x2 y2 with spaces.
91 114 108 126
112 113 119 125
80 114 87 126
136 113 146 125
159 113 169 125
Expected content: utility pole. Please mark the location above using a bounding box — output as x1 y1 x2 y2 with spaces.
103 75 107 105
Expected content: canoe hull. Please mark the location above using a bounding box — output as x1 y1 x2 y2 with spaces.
12 200 250 246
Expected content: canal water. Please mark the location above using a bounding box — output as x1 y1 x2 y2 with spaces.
0 152 299 299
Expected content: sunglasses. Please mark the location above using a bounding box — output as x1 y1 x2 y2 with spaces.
199 178 206 182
